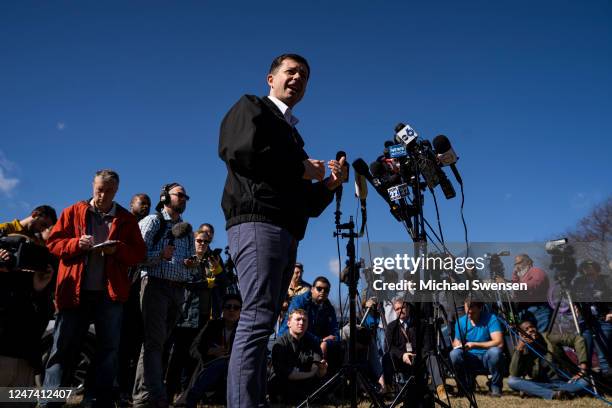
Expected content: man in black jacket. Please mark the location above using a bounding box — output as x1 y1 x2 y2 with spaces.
270 308 328 404
218 53 345 407
383 300 416 386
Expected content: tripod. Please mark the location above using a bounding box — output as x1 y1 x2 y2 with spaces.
547 278 611 394
298 217 385 408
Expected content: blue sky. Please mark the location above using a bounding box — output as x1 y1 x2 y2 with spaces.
1 1 610 291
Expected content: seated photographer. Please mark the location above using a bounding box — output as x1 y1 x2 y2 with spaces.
573 260 612 376
508 319 589 399
182 294 241 408
0 210 56 391
280 276 340 363
269 308 328 404
450 296 505 397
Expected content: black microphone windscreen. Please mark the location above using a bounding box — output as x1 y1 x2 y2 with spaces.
433 135 451 153
384 140 395 148
336 150 347 161
172 222 193 239
394 123 406 133
352 158 371 177
369 161 386 179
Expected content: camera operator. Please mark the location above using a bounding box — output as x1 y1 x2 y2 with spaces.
573 260 612 376
507 254 552 332
0 205 57 245
0 206 57 393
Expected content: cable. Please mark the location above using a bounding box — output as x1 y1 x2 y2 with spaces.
458 182 469 257
429 188 445 246
498 316 612 404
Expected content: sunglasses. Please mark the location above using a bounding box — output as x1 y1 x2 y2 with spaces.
195 239 211 244
314 286 330 293
223 304 241 311
170 192 190 200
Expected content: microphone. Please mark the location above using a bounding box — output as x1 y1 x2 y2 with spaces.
433 134 463 185
419 140 456 199
353 159 395 208
354 170 368 209
167 222 193 246
394 123 418 148
335 151 348 215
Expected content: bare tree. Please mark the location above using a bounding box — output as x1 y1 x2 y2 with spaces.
566 197 612 270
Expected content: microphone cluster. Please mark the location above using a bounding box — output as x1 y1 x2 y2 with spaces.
351 123 464 222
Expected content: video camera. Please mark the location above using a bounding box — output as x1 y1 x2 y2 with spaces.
0 232 54 272
545 238 577 283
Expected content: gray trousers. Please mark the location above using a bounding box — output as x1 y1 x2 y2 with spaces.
226 222 298 408
132 277 185 405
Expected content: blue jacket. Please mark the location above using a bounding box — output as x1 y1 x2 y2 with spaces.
279 291 339 343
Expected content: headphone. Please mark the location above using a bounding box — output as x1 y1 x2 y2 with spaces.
157 182 181 211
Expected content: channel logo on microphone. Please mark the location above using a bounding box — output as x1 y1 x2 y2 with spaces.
388 144 407 158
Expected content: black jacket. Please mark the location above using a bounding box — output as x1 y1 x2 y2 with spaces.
271 331 323 380
219 95 334 240
385 318 416 364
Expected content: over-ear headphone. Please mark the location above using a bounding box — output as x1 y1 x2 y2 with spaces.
158 182 180 207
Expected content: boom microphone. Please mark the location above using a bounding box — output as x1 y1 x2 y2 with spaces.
433 134 463 185
167 222 193 246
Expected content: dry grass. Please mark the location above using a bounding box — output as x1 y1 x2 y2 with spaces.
65 376 610 407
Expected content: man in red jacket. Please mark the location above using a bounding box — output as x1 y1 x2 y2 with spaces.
41 169 146 408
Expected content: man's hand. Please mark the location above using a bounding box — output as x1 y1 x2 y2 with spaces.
324 156 347 190
161 245 174 261
516 339 527 352
78 235 94 250
0 249 10 272
303 159 325 181
464 342 476 350
365 297 377 309
33 264 54 292
402 352 416 365
316 360 328 377
569 363 588 383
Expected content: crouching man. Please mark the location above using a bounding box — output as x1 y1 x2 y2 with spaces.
270 308 328 404
450 297 505 397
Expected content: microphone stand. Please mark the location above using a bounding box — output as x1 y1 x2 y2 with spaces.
388 149 477 408
297 216 385 408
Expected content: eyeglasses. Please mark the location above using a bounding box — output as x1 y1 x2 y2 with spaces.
170 192 190 201
223 304 241 311
314 286 330 293
195 239 211 244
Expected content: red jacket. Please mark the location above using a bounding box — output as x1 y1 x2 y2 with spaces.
47 200 146 310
